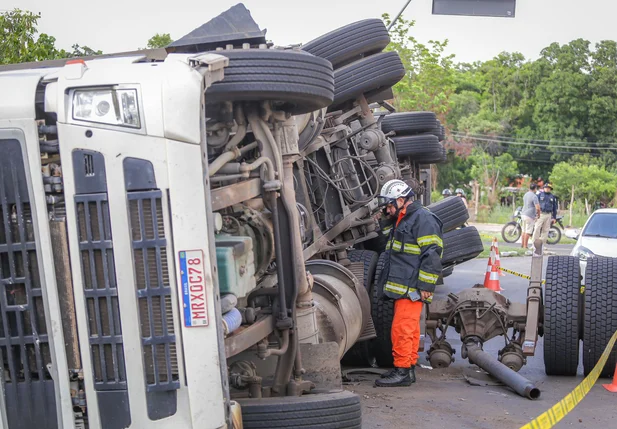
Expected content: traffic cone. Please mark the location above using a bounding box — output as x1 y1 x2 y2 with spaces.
492 238 506 277
484 262 503 293
484 241 496 285
603 363 617 393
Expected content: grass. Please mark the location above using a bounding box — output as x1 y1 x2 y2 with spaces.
478 243 527 258
479 232 577 245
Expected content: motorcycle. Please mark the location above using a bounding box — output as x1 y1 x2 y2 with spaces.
501 206 564 245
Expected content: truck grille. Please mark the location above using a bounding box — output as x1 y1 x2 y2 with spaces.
0 139 57 429
125 158 178 420
73 149 130 429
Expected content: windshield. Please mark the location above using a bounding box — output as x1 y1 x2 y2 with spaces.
582 213 617 239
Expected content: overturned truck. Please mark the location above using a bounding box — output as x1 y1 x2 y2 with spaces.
0 3 553 429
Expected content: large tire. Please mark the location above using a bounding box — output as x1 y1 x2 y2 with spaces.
331 52 405 107
302 19 390 69
238 391 362 429
547 227 562 245
583 257 617 377
543 256 580 376
206 49 334 115
441 226 483 266
342 250 379 366
392 134 442 159
370 253 395 368
428 196 469 232
501 221 522 243
381 112 439 136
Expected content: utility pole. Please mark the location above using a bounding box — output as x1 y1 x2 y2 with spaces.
387 0 413 31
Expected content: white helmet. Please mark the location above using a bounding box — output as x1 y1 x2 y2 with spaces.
378 179 413 207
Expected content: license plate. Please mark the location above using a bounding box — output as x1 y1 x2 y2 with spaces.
178 250 209 327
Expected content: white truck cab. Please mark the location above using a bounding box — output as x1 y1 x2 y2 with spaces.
0 53 233 429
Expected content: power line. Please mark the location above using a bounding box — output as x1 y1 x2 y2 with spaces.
451 131 617 147
451 134 617 152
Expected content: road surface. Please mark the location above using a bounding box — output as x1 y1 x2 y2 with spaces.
351 255 614 429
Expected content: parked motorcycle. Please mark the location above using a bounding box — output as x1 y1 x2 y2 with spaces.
501 206 564 245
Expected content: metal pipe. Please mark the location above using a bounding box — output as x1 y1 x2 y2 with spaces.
466 341 540 400
208 147 241 176
224 105 248 152
247 112 288 322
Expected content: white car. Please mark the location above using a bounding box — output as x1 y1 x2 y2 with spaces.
570 208 617 283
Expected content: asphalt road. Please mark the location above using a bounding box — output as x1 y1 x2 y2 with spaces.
351 253 616 429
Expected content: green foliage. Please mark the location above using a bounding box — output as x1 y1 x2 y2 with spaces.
147 33 173 49
550 162 617 210
383 14 455 117
0 9 100 64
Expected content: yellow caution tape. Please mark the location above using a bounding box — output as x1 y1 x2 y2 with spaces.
499 267 585 293
499 266 546 284
520 328 617 429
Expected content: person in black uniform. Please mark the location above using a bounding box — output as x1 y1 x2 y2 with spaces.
532 183 557 246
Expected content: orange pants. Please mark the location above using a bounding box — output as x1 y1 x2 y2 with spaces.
391 298 423 368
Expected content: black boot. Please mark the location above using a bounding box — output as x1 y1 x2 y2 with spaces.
380 368 396 378
409 365 416 383
375 367 412 387
380 365 417 381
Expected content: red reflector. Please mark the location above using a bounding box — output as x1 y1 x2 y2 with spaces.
66 59 86 65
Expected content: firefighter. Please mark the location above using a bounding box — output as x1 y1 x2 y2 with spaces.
374 179 443 387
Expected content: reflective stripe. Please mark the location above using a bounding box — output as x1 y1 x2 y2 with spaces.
382 226 392 236
391 240 420 254
417 234 443 248
384 281 408 295
419 270 439 284
404 243 421 254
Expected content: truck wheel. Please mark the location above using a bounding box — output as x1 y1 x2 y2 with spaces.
543 256 580 376
501 221 522 243
381 111 439 136
206 49 334 115
410 144 446 164
583 257 617 377
238 391 361 428
428 196 469 232
441 226 484 266
370 253 395 368
392 134 442 159
342 250 379 367
331 51 405 107
302 19 390 69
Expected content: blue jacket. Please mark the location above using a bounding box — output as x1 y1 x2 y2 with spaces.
538 191 558 219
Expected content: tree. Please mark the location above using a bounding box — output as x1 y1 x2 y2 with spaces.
550 162 617 221
469 148 518 205
147 33 173 49
0 9 101 64
383 14 456 119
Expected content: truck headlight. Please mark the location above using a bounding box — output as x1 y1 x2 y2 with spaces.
577 246 595 261
73 88 140 128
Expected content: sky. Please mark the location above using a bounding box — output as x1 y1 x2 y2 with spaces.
5 0 617 63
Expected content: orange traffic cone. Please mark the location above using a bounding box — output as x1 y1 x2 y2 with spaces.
492 238 506 277
484 241 496 285
484 262 503 292
603 363 617 393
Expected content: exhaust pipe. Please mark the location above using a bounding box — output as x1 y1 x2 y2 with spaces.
465 341 540 400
